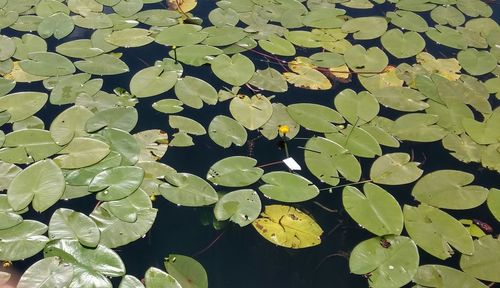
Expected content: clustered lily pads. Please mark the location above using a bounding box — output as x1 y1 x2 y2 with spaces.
0 0 498 287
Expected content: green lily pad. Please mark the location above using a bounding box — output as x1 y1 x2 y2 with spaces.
89 166 144 201
0 220 49 261
56 39 104 59
50 106 94 145
0 129 63 164
153 99 184 114
50 73 103 105
412 170 489 209
458 48 497 76
155 24 207 46
373 87 428 112
174 76 218 108
349 235 419 288
105 28 154 48
210 53 255 86
75 54 129 75
442 134 483 163
159 173 218 207
370 153 423 185
48 208 100 248
12 34 47 60
287 103 344 133
144 267 181 288
54 137 110 169
426 25 467 50
85 107 138 133
259 171 319 203
258 35 296 56
414 265 487 288
91 205 157 248
430 5 465 27
392 113 447 142
342 16 388 40
44 239 125 286
207 156 263 187
130 66 178 98
343 183 403 236
457 0 492 17
334 89 379 125
208 115 247 148
404 204 474 260
170 45 223 67
202 26 247 46
0 35 15 61
460 236 500 283
302 8 345 28
112 0 143 17
304 136 361 186
100 188 152 223
462 108 500 145
19 52 75 77
165 255 208 288
325 125 382 158
17 256 73 288
344 45 388 73
387 10 429 32
0 91 47 123
229 94 273 130
119 275 145 288
214 189 261 227
37 12 74 39
8 159 65 212
381 29 425 59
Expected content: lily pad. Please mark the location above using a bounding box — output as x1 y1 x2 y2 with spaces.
334 89 379 125
487 188 500 221
370 153 423 185
404 204 474 260
381 29 425 59
75 54 129 75
8 159 65 212
207 156 263 187
344 45 388 73
252 205 323 249
214 189 261 227
412 170 489 209
343 183 403 236
460 236 500 283
54 137 110 169
229 95 273 130
159 173 218 207
342 16 388 40
105 28 154 48
17 256 74 288
457 48 497 76
19 52 75 77
210 53 255 86
259 171 319 203
130 66 178 98
85 107 138 133
50 106 94 145
349 235 419 288
174 76 218 108
164 255 208 288
208 115 247 148
89 166 144 201
414 265 488 288
48 208 100 248
0 220 49 261
0 91 47 123
287 103 343 133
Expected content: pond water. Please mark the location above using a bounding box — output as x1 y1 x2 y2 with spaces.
0 0 499 287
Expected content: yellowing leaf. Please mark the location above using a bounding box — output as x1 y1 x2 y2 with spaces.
252 205 323 249
417 52 461 81
168 0 197 13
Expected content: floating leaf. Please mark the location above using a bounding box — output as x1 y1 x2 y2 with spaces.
392 113 447 142
258 35 295 56
144 267 181 288
252 205 323 249
349 236 419 288
283 57 331 90
326 126 382 158
462 108 500 145
48 208 100 248
460 236 500 283
105 28 154 48
130 66 178 98
343 183 403 236
404 204 474 260
153 99 184 114
85 107 138 133
487 188 500 221
381 29 425 59
259 171 319 203
174 76 217 108
89 166 144 201
0 129 63 164
44 239 125 286
54 137 110 169
387 10 428 32
414 265 488 288
17 256 73 288
50 106 94 145
0 91 47 123
208 115 247 148
91 206 157 248
304 136 361 186
0 220 49 261
164 254 208 288
100 188 152 223
287 103 343 133
370 153 423 185
458 48 497 76
342 16 387 40
37 13 74 39
344 45 388 73
55 39 104 59
248 68 288 93
430 5 465 27
207 156 263 187
214 189 261 227
118 275 145 288
75 54 129 76
373 87 428 112
159 173 218 207
134 129 169 162
8 159 65 212
229 95 273 130
260 103 300 140
334 89 379 124
19 52 75 77
210 53 255 86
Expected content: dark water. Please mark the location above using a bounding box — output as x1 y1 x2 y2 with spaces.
4 1 500 287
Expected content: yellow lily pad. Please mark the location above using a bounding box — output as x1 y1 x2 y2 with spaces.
252 205 323 249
